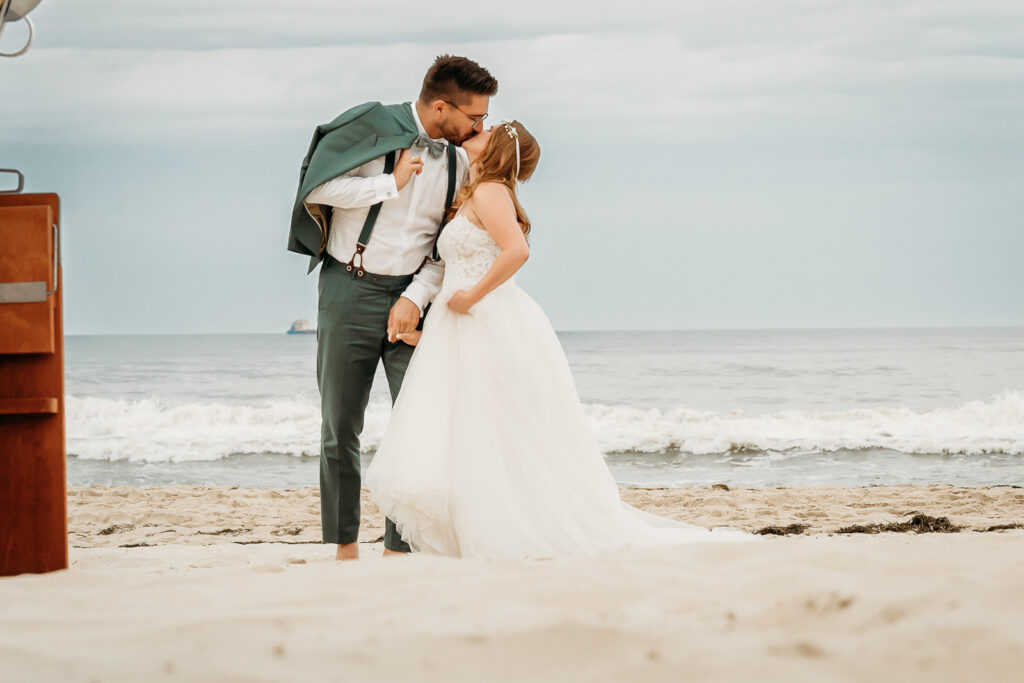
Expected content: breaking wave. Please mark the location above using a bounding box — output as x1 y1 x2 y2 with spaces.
66 392 1024 463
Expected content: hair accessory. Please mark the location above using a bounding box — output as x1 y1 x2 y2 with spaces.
502 121 521 183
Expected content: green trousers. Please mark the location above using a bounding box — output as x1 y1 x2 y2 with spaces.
317 259 416 552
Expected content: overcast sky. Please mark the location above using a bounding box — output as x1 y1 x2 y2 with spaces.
2 0 1022 334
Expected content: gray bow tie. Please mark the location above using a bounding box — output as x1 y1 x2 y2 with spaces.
413 133 447 159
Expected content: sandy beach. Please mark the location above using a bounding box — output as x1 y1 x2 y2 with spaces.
2 485 1023 682
57 484 1024 547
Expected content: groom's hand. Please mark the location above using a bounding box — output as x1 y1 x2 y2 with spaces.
388 296 421 342
393 150 424 191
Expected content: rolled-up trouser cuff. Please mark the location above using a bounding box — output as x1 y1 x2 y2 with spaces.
384 517 412 552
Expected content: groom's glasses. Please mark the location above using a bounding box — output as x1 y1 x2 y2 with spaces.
444 100 489 128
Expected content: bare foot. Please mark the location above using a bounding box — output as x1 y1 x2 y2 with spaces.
335 542 359 561
382 548 409 557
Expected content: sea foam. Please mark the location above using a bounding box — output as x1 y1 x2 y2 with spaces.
66 392 1024 463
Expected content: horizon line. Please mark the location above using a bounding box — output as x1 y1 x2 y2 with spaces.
63 324 1024 337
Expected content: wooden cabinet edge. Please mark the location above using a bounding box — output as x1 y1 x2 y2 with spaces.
0 397 59 415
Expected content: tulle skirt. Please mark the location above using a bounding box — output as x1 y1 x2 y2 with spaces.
365 279 755 559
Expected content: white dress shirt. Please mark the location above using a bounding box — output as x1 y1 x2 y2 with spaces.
304 104 469 314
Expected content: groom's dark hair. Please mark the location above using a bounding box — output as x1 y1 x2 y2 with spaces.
419 55 498 104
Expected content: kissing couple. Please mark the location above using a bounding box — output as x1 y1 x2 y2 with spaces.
288 55 752 561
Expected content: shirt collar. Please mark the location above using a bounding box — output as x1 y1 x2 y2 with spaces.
410 102 447 145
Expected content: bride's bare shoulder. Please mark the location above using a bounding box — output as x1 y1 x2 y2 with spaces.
470 182 515 211
473 181 513 197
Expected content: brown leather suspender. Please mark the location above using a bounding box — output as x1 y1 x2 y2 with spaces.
345 144 458 279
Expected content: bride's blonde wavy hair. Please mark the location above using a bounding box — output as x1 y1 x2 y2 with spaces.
448 120 540 236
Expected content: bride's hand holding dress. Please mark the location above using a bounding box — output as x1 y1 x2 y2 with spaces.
446 182 529 316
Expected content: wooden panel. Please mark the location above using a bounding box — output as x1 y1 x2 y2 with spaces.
0 204 54 354
0 193 67 576
0 414 68 573
0 397 59 415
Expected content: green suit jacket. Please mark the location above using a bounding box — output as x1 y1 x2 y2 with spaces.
288 102 418 273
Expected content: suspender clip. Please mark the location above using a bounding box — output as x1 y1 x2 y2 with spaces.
345 243 367 278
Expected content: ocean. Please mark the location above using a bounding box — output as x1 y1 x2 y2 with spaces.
65 328 1024 488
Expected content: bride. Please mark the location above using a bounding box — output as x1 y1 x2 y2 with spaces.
365 121 753 559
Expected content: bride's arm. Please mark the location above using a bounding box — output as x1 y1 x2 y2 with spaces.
448 182 530 314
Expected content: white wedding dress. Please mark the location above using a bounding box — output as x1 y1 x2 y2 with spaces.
365 214 754 559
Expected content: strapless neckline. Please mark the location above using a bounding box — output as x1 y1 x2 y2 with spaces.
437 213 503 291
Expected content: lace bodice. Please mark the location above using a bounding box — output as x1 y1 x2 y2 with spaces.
437 214 507 291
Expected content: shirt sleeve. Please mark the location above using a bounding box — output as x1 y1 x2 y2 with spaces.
400 256 445 316
399 147 468 314
304 164 399 209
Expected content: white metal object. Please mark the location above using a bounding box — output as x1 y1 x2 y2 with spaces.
0 169 25 194
0 0 42 58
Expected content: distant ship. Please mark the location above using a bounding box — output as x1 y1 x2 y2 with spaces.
287 319 316 335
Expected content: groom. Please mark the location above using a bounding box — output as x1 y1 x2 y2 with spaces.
287 55 498 560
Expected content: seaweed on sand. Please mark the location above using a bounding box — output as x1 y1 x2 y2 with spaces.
835 513 960 535
755 523 809 536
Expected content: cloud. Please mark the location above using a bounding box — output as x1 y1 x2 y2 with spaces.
3 1 1022 333
18 0 1024 53
4 2 1023 150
